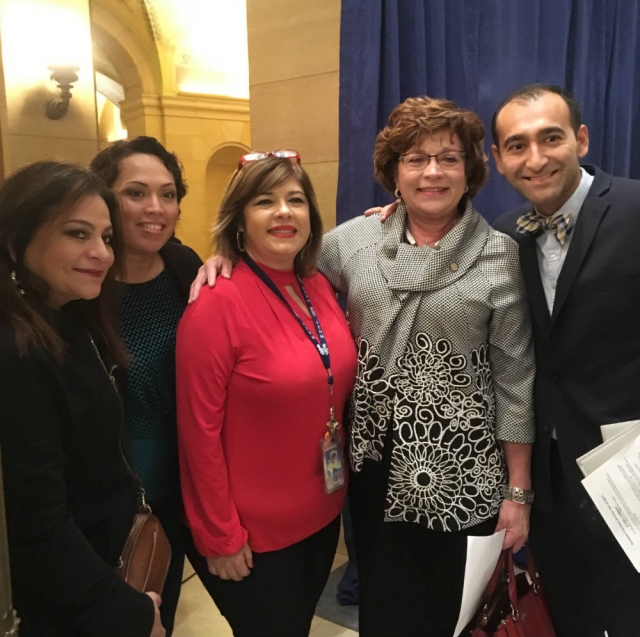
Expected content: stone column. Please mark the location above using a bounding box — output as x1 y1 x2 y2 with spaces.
246 0 340 229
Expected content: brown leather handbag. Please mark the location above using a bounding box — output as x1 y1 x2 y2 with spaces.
88 334 172 593
470 548 556 637
116 491 171 594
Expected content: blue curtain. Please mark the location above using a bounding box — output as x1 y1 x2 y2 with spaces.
337 0 640 224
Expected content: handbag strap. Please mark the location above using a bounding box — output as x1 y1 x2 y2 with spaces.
505 547 545 617
524 545 543 592
88 331 152 515
484 550 508 597
477 548 546 632
503 550 520 613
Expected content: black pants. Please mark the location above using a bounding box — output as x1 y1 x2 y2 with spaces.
185 516 340 637
530 441 640 637
350 460 498 637
336 502 359 604
151 497 187 637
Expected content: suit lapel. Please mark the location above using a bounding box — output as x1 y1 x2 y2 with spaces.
519 232 552 335
550 183 610 325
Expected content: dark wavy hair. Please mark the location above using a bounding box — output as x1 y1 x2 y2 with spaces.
373 96 489 205
213 157 323 277
90 136 188 203
0 161 126 364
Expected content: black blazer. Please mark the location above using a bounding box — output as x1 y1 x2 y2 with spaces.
159 240 203 301
0 309 154 637
493 166 640 532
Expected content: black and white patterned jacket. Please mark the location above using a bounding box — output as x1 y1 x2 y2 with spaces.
319 201 535 531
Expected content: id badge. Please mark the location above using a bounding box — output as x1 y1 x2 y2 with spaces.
321 435 346 494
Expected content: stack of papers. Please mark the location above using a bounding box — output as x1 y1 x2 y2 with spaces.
577 420 640 572
577 420 640 477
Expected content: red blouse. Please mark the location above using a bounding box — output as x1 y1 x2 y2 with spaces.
176 260 357 557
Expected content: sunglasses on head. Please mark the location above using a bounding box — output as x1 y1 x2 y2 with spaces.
237 150 301 170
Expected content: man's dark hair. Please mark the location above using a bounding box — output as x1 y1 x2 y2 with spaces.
491 84 582 147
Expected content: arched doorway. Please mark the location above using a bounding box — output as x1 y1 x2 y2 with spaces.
206 143 248 225
90 0 164 140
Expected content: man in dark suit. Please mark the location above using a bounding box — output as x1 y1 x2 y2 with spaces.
492 84 640 637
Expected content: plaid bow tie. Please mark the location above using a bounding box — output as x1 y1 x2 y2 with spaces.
516 210 574 245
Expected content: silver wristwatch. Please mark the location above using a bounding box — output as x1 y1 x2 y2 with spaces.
502 485 535 505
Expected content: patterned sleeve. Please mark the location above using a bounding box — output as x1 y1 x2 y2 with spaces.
487 233 536 443
318 216 379 294
317 225 347 292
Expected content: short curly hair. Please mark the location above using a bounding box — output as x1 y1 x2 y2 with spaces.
373 96 489 201
90 136 188 203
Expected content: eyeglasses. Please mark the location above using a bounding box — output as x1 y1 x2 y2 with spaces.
237 149 301 170
399 150 466 171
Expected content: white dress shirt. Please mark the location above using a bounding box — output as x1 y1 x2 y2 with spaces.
536 168 594 313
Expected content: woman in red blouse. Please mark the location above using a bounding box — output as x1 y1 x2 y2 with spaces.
176 153 357 637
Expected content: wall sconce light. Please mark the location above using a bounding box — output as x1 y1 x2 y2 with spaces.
46 65 80 120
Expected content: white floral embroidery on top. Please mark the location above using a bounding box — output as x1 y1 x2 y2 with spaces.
349 334 506 532
349 338 395 471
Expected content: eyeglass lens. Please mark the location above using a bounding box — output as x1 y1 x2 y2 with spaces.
401 150 465 170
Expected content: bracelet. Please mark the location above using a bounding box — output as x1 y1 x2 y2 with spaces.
503 485 535 505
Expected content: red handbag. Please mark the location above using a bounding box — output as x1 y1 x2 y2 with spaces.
470 548 556 637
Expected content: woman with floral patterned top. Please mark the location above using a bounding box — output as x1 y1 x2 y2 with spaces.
191 96 536 637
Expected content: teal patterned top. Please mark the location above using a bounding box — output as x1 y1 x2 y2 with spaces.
116 268 186 503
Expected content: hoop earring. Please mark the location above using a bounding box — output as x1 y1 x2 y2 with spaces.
394 188 402 200
464 185 469 194
11 270 25 296
236 229 246 252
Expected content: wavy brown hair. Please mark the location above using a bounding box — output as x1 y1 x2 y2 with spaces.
213 157 323 277
0 161 127 364
373 96 489 204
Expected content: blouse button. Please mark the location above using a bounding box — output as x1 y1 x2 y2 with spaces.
450 262 459 272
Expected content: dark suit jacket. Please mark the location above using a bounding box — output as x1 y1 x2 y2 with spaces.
493 165 640 531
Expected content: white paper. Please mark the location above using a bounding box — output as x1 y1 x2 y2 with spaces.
601 420 640 442
577 420 640 477
582 435 640 572
452 529 506 637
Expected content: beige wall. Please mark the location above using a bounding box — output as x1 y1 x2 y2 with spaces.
162 95 250 259
246 0 340 230
93 0 251 260
0 0 99 173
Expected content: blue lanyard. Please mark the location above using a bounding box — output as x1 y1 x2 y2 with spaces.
241 253 334 391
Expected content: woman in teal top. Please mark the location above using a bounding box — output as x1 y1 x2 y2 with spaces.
91 137 202 635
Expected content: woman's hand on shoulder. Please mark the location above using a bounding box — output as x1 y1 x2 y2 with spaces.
145 592 166 637
188 256 234 304
206 543 254 581
363 199 400 222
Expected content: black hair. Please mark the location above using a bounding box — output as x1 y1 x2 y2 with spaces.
491 84 582 146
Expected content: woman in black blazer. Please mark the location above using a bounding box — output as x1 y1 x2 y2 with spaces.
0 161 164 636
